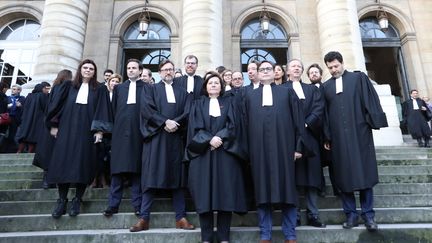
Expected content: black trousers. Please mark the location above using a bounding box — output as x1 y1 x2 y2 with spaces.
58 183 87 200
199 211 232 242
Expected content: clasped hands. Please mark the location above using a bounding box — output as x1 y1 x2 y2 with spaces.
164 119 180 133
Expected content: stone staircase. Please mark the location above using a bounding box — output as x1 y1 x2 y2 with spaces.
0 147 432 243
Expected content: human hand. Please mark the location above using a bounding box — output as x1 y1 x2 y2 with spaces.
50 127 58 138
209 136 223 149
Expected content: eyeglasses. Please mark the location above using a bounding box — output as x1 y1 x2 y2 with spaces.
160 68 174 72
232 77 243 81
185 62 196 65
258 67 273 73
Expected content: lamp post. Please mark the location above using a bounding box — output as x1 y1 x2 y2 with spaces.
139 0 151 36
259 0 271 35
376 0 389 32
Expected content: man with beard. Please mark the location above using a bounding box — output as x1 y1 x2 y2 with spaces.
321 51 388 232
283 59 325 228
103 59 146 217
173 55 203 99
245 60 304 243
306 63 339 197
130 59 194 232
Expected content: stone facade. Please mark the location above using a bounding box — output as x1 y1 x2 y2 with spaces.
1 0 431 145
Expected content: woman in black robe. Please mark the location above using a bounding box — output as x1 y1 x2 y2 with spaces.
185 72 248 243
46 60 112 218
33 70 73 188
15 82 51 153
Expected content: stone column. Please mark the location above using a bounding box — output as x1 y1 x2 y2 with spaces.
316 0 403 146
181 0 223 74
315 0 365 71
29 0 90 85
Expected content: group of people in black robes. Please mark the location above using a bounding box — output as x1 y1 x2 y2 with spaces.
12 50 393 243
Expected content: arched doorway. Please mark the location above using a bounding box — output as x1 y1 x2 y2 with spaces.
0 19 40 87
122 19 171 82
240 19 288 85
360 17 409 100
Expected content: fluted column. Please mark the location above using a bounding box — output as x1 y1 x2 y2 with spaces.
316 0 365 71
29 0 90 85
181 0 223 73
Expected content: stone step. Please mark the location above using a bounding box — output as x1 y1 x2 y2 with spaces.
0 207 431 233
2 183 430 202
377 159 432 165
0 153 34 160
1 194 431 216
0 171 43 180
1 224 432 243
0 164 40 172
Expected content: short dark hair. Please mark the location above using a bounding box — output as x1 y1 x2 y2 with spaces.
410 89 418 94
0 82 9 91
306 63 323 76
159 59 175 71
216 66 226 74
127 59 143 70
103 69 114 75
257 60 275 70
184 55 198 64
324 51 344 64
201 71 225 97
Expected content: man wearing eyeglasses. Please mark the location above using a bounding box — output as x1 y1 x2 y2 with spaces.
245 60 305 243
173 55 204 99
130 59 194 232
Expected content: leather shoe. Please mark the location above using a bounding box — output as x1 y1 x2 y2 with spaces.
307 217 326 228
175 217 195 230
285 240 297 243
103 207 118 217
129 219 149 232
364 218 378 232
259 240 271 243
69 197 81 217
52 198 68 219
342 216 359 229
296 218 301 227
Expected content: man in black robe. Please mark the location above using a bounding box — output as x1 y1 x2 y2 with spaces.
173 55 203 100
402 89 432 147
245 60 304 243
130 59 194 232
103 59 146 217
322 51 388 232
284 59 325 228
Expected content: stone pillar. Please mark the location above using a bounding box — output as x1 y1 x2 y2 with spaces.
315 0 403 146
28 0 90 86
181 0 223 74
315 0 365 71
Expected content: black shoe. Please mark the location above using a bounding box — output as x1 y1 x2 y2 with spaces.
364 218 378 232
42 172 49 189
296 218 301 227
52 198 68 219
69 197 82 217
103 207 119 217
307 217 326 228
342 216 359 229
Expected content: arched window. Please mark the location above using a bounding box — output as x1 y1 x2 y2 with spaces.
240 19 288 84
360 18 399 40
0 19 40 87
123 19 171 81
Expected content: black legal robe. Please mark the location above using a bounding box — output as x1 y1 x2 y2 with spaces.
185 96 248 214
110 80 147 174
46 81 112 184
173 75 204 100
402 98 432 139
140 82 191 189
284 81 324 189
322 70 388 193
245 84 305 206
16 90 49 144
33 85 61 170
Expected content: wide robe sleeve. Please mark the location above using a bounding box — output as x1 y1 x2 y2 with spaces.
288 88 307 154
305 85 324 138
359 72 388 129
45 81 72 128
91 84 113 133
